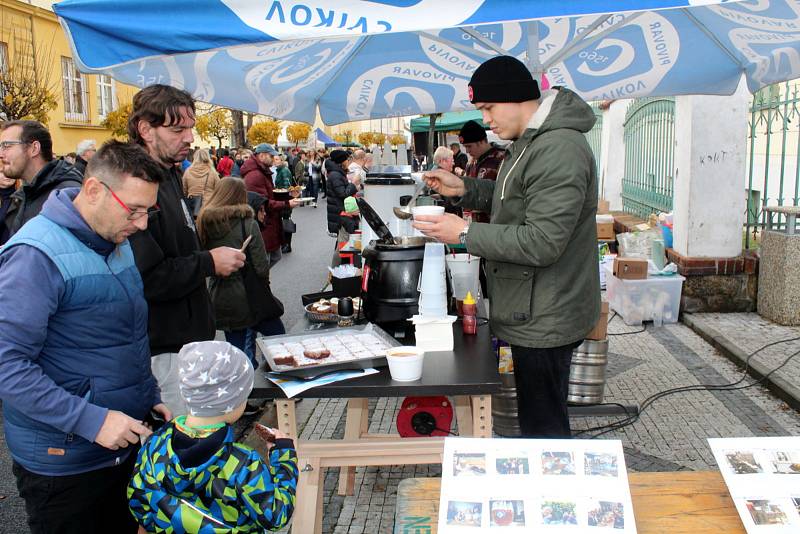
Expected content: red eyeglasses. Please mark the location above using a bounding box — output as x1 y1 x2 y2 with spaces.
100 182 159 220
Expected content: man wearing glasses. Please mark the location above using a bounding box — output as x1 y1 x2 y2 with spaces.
0 120 83 236
0 140 170 533
127 85 245 416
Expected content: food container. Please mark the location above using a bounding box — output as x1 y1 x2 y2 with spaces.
604 264 684 326
411 315 457 351
257 323 398 379
385 346 425 381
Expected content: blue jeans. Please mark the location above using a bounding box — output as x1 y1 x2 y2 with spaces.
305 177 319 201
225 317 286 367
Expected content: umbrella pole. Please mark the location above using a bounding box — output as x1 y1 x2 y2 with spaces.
525 21 544 82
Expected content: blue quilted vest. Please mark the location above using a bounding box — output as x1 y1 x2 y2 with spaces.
2 215 154 475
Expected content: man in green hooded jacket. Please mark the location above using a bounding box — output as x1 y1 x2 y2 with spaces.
414 56 600 438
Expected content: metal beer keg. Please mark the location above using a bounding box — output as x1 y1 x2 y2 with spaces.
567 339 609 405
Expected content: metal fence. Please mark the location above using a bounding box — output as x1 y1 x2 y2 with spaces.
745 82 800 248
621 97 675 219
585 102 603 177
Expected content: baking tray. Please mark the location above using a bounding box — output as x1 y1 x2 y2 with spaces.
255 323 398 379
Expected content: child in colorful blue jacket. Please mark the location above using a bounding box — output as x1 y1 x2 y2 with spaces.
128 341 298 533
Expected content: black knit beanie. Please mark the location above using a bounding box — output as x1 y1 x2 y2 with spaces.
468 55 540 104
330 149 350 164
459 120 487 144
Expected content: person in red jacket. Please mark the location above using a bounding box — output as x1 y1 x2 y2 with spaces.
216 149 234 177
241 143 300 266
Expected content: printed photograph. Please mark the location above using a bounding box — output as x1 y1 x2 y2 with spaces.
496 456 529 475
542 451 576 475
745 499 791 526
446 501 483 527
770 450 800 474
453 453 487 476
541 501 578 525
588 501 625 529
725 451 763 474
489 500 525 527
585 453 619 477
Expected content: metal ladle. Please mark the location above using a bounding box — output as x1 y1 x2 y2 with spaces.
392 182 427 220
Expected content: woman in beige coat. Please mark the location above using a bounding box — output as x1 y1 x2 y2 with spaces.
183 149 220 212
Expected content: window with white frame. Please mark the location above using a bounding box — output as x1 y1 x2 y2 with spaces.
0 42 8 101
97 74 115 118
61 57 87 121
0 42 7 75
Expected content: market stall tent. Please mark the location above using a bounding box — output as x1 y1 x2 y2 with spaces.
410 111 487 134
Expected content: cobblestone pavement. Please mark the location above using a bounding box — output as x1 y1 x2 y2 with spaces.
270 317 800 534
683 312 800 408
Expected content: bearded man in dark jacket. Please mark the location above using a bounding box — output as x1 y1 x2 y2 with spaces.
127 85 246 416
0 121 83 236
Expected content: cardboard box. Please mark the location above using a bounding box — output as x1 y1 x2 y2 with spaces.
586 300 609 341
613 257 648 280
597 199 610 214
597 222 615 240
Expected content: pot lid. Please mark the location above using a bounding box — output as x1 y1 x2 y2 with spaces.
356 197 394 245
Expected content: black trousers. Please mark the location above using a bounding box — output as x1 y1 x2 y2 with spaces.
13 448 139 534
510 342 580 438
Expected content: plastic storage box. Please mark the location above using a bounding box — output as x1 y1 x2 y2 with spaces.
603 264 684 326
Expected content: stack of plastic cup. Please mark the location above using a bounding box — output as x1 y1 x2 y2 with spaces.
418 242 448 317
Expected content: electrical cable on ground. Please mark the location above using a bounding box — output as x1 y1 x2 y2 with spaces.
571 317 800 439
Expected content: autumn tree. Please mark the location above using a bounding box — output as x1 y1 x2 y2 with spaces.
247 119 282 146
333 129 354 144
357 131 374 147
101 103 132 139
195 108 232 148
286 122 312 147
389 134 406 146
0 36 58 124
372 132 387 146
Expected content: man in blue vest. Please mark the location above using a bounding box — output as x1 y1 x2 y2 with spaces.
0 140 171 533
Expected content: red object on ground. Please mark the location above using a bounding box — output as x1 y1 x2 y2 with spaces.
396 396 453 437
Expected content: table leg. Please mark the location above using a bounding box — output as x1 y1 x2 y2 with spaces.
453 395 473 436
338 398 369 496
275 399 298 441
471 395 492 438
291 456 323 534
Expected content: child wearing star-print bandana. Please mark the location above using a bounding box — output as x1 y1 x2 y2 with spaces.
127 341 298 532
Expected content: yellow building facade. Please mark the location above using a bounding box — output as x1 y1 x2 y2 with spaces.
0 0 137 155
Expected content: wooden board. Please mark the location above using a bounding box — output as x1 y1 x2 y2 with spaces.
394 471 746 534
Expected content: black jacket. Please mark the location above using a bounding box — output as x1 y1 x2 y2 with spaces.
325 159 357 234
74 156 88 176
454 150 468 171
0 186 18 246
10 159 83 235
128 164 216 355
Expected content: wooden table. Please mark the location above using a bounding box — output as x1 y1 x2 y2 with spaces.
394 471 746 533
252 322 501 534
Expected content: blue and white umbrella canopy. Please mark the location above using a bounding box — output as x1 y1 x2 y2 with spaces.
53 0 800 124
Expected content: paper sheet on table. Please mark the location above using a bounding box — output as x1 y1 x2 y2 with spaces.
709 436 800 534
438 437 636 532
265 368 378 398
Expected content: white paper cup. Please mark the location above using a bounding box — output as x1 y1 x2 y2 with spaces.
411 206 445 236
385 346 425 382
